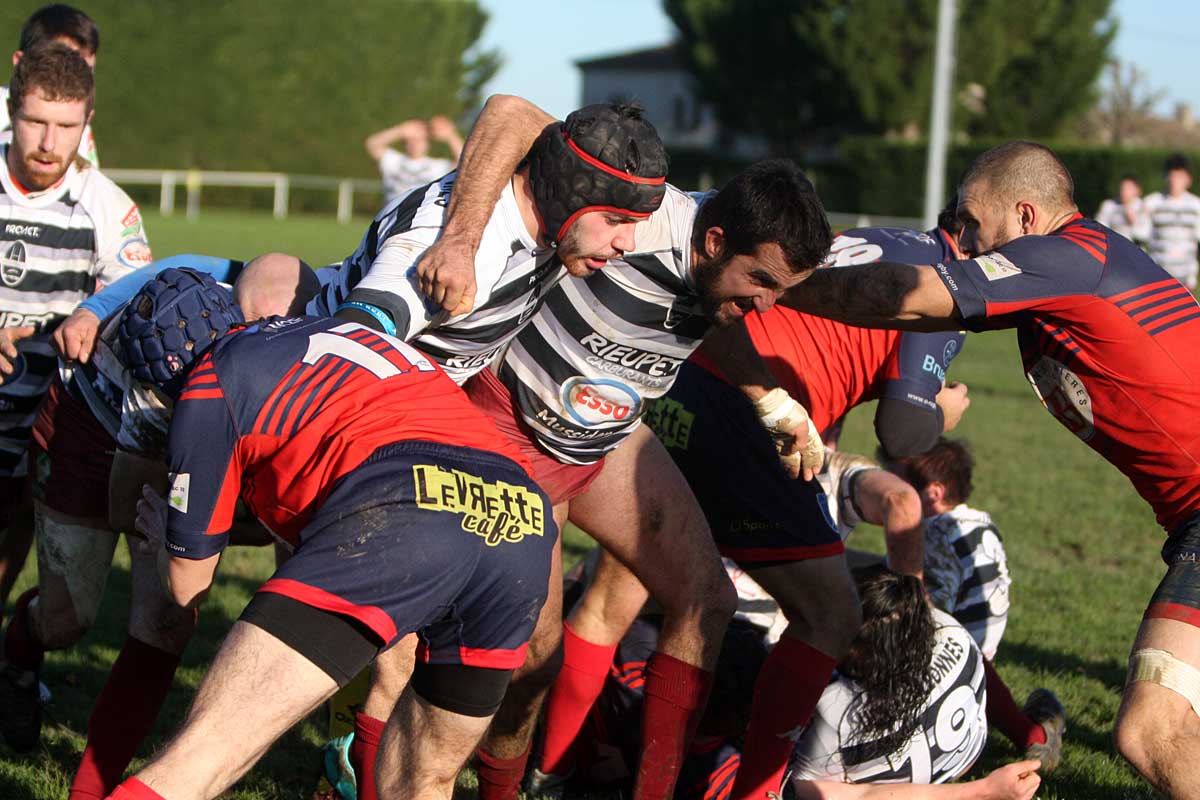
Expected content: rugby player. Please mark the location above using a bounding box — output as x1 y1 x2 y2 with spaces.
781 140 1200 798
565 558 1040 800
1138 154 1200 290
365 115 462 203
388 96 832 800
1 4 101 165
93 268 555 800
0 43 147 743
6 255 312 798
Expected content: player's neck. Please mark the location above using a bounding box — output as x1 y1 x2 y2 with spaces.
511 167 547 246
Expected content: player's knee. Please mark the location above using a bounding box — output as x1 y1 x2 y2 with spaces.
128 603 197 655
1115 708 1160 774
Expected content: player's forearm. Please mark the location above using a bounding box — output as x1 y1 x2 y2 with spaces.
364 123 413 161
793 779 988 799
784 263 960 332
444 94 555 246
698 320 778 401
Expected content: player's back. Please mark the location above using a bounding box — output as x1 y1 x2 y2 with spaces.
177 316 531 541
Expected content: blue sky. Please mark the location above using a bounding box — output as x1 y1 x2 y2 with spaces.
478 0 1200 120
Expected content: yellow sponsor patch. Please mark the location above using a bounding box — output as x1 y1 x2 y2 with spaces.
413 465 545 546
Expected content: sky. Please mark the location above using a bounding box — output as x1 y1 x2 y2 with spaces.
477 0 1200 120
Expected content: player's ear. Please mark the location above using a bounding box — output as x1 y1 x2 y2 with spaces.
704 226 726 260
11 51 21 68
1017 200 1037 235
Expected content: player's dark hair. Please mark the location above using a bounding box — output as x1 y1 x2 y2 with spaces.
902 436 975 505
838 565 937 762
961 140 1075 214
693 159 833 273
7 44 94 117
1165 153 1192 175
936 195 962 235
19 4 99 56
1118 174 1140 185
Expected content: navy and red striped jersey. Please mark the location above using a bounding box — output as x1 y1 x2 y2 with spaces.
163 317 532 559
936 214 1200 530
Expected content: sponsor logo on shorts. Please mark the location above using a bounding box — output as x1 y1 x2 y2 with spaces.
644 396 694 450
413 464 545 546
1 240 28 287
561 377 641 426
117 238 153 268
168 472 190 513
973 252 1022 281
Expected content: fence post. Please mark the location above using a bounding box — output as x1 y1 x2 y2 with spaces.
273 175 289 220
160 172 176 216
186 170 201 221
337 180 354 224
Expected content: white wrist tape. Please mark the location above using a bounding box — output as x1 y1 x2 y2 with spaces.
1128 648 1200 717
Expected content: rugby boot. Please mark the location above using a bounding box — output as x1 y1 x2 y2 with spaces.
525 767 572 799
1022 688 1066 772
322 732 357 800
0 661 41 752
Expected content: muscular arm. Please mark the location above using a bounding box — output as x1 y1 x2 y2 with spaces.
418 94 556 314
783 263 961 332
792 760 1041 800
166 554 219 609
364 120 422 162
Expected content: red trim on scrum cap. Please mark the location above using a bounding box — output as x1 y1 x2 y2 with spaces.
563 130 667 186
555 203 654 245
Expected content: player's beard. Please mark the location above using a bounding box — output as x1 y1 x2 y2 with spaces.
558 226 619 277
18 150 69 192
693 250 736 325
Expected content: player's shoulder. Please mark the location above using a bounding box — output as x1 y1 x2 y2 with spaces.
825 226 949 267
630 183 699 255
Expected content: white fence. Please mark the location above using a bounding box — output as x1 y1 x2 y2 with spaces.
104 168 384 224
104 168 925 230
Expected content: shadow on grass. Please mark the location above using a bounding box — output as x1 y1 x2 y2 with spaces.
1000 640 1127 692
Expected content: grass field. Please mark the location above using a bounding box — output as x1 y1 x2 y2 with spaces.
0 210 1168 798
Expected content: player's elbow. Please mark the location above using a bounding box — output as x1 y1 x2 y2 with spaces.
875 401 940 459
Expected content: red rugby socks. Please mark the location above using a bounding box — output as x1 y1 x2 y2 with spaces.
984 658 1046 748
731 637 836 800
475 742 532 800
103 777 164 800
351 712 386 800
69 637 181 800
635 652 714 800
538 622 619 776
4 588 43 672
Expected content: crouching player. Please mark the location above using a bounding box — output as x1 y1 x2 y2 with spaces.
824 438 1065 771
103 269 556 800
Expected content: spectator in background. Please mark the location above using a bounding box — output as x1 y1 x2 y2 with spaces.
1139 154 1200 289
1 4 101 166
1095 174 1143 243
364 116 463 202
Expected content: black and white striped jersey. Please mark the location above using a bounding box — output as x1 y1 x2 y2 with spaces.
0 148 147 477
790 609 987 786
307 173 565 385
495 185 711 464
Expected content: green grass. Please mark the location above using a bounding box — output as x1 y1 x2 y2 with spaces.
0 210 1167 797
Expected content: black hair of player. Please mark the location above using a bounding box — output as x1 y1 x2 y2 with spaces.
692 159 833 273
936 195 962 236
19 4 99 56
1118 174 1140 186
900 436 975 505
838 564 936 762
1165 153 1192 175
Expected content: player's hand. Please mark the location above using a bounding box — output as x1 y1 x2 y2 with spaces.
752 388 825 481
977 759 1041 800
429 115 457 141
0 326 37 380
134 483 168 554
937 381 970 432
53 308 101 364
418 233 479 316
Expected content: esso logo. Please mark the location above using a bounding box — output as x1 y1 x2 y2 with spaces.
562 377 641 426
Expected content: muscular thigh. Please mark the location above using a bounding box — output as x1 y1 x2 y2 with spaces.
35 502 118 631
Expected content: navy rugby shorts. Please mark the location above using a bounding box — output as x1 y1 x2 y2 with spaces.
645 362 843 568
247 441 557 674
1148 510 1200 628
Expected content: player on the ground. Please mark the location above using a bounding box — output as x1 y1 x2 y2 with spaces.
3 255 311 798
0 46 146 735
100 268 556 800
780 140 1200 799
365 115 463 203
825 437 1065 771
564 558 1040 800
1 4 101 165
1138 154 1200 290
372 94 832 800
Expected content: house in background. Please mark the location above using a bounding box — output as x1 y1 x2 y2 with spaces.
575 44 766 161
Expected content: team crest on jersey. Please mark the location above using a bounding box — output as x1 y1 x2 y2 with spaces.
973 253 1022 281
413 464 545 546
1 240 28 287
562 377 641 426
1026 355 1095 441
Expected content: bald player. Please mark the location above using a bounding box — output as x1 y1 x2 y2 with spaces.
782 140 1200 798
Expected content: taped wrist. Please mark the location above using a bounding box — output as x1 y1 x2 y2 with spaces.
752 388 806 433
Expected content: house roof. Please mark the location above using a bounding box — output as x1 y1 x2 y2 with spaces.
575 44 679 71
